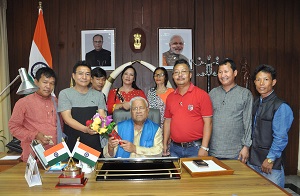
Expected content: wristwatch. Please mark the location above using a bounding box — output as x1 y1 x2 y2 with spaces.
267 158 274 164
200 146 209 152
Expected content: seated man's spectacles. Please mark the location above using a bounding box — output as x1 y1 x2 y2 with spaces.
94 41 103 43
131 106 147 112
76 72 91 77
154 73 165 78
173 70 189 76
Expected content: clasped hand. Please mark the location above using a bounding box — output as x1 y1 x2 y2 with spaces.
121 101 130 110
35 132 53 145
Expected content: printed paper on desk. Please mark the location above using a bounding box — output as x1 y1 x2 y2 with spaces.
24 154 42 187
183 160 226 172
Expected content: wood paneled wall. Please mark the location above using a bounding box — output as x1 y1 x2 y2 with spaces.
6 0 299 174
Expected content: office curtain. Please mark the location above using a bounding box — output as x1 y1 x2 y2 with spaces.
0 0 12 152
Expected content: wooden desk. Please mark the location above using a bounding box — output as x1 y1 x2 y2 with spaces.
0 152 21 172
0 160 290 195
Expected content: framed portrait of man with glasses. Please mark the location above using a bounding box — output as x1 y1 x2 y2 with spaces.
81 29 115 70
158 28 192 69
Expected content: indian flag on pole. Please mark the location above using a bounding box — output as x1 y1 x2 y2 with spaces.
44 142 71 166
28 7 52 82
72 141 101 167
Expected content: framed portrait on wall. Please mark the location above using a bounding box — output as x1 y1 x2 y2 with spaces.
81 29 115 70
158 28 193 69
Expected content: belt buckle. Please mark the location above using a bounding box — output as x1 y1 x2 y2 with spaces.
181 142 192 148
180 142 187 148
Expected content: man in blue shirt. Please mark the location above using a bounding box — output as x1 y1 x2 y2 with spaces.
248 64 293 188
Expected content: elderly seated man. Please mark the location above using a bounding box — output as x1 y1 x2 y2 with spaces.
103 96 163 158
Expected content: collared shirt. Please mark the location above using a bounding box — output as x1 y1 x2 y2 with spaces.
267 102 293 161
103 125 163 158
8 93 58 161
164 83 213 142
209 85 253 158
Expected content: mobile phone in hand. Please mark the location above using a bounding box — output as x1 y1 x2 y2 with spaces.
193 159 209 167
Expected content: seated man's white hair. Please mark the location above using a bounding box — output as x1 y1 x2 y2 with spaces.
129 96 149 108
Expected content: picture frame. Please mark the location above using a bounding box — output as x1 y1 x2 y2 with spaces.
158 28 193 69
81 29 115 71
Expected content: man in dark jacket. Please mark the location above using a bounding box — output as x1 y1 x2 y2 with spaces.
248 64 293 188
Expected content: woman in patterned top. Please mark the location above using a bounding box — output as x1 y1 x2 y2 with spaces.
107 65 147 114
147 67 174 128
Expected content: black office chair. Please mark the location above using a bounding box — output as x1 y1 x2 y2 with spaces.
112 108 160 125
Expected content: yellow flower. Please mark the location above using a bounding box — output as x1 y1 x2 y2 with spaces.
93 117 101 124
99 128 108 134
92 123 100 131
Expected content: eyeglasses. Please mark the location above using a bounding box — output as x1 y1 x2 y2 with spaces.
76 72 91 77
94 41 103 43
154 73 165 78
173 70 189 76
171 42 184 46
131 106 147 112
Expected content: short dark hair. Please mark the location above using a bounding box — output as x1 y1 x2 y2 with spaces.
121 65 140 90
219 58 237 71
35 67 57 85
153 67 169 87
91 67 107 78
73 61 91 74
93 34 103 41
253 64 277 80
173 59 190 70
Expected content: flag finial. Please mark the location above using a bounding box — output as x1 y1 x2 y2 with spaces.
38 1 42 10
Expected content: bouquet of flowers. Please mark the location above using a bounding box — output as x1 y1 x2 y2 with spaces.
85 112 121 141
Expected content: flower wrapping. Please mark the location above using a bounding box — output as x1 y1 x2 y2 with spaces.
85 112 121 141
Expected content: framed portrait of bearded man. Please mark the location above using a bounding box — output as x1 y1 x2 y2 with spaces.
158 28 192 69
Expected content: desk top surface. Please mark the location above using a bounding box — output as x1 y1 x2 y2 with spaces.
0 159 290 196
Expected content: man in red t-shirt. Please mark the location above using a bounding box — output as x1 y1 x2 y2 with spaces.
163 59 213 158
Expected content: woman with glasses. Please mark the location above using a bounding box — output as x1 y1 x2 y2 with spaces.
147 67 174 155
107 65 147 115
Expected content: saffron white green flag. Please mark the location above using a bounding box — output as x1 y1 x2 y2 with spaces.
44 142 71 166
28 8 52 81
72 141 101 167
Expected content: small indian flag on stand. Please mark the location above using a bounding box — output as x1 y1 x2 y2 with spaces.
44 142 71 166
72 141 101 167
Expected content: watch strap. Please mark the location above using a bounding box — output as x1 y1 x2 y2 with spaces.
200 146 209 151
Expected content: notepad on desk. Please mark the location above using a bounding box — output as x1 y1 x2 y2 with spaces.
0 155 21 160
